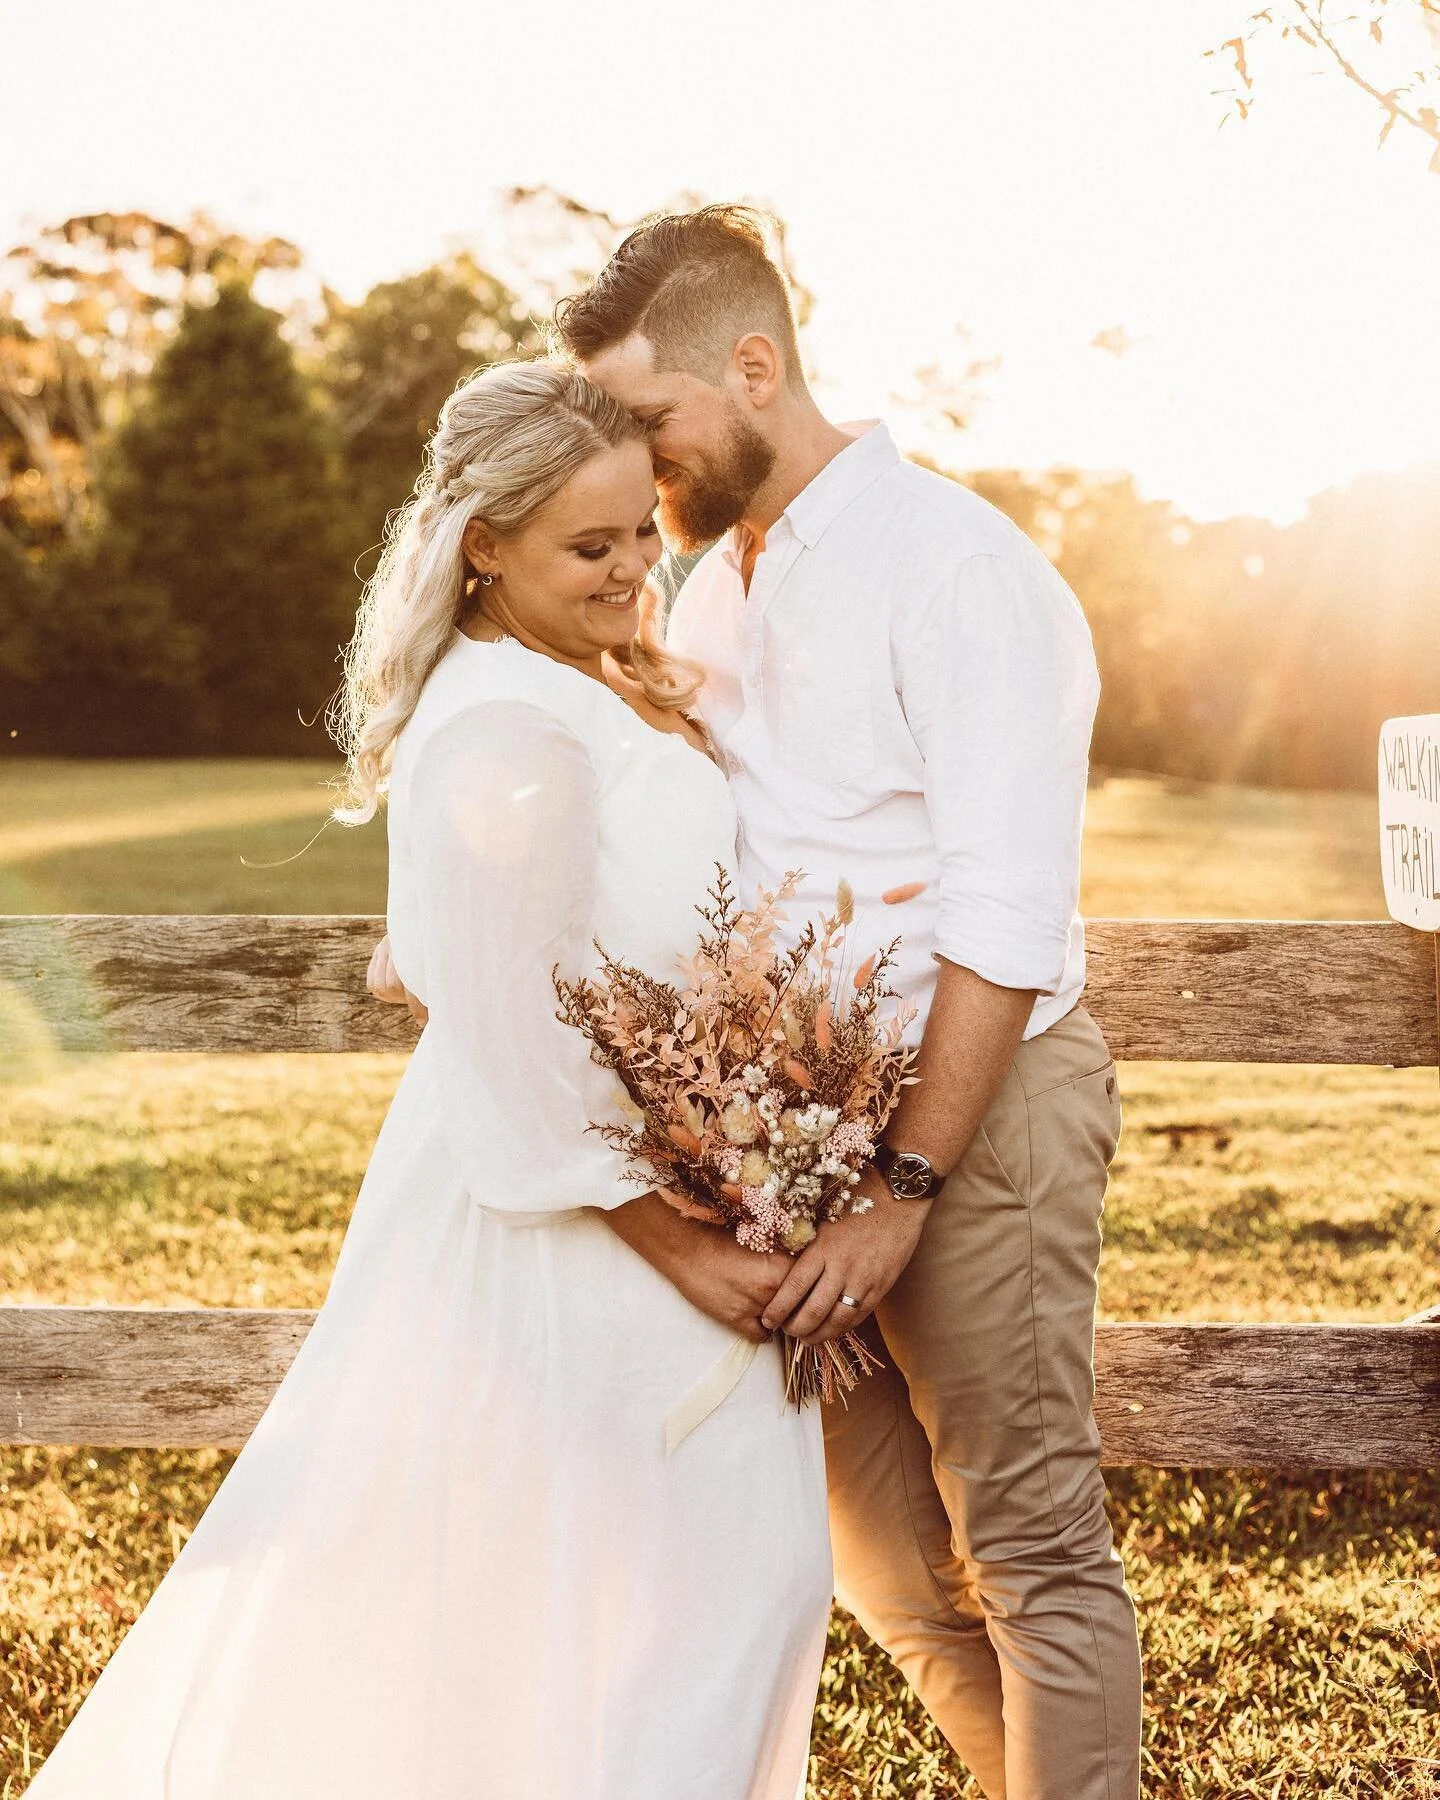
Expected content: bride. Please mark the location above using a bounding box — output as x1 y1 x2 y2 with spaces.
27 361 832 1800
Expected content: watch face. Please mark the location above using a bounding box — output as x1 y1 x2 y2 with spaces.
889 1152 936 1201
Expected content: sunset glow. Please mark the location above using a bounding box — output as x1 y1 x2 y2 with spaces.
6 0 1440 522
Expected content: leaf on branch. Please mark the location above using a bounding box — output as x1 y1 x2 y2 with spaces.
1223 37 1253 89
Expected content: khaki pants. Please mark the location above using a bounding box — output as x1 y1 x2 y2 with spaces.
824 1005 1142 1800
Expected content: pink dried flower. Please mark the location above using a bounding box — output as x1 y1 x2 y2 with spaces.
828 1119 876 1161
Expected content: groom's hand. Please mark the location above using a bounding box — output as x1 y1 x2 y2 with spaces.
766 963 1036 1347
761 1166 930 1346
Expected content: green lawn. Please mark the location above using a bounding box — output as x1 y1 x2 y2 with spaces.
0 760 386 917
0 758 1391 921
1 760 1436 1797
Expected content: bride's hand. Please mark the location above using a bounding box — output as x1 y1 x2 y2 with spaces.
674 1231 794 1344
365 936 429 1027
605 1194 789 1343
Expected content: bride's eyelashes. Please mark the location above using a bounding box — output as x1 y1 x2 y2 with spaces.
574 519 661 562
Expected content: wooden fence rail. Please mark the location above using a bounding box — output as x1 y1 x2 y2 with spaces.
2 913 1437 1467
2 1307 1438 1468
2 914 1438 1064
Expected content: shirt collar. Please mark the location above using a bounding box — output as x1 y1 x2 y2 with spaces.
722 420 900 569
780 420 899 548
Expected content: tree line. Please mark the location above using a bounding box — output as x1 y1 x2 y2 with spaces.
1 209 1435 785
0 213 539 755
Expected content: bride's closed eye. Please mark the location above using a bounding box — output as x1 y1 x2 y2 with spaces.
576 520 660 561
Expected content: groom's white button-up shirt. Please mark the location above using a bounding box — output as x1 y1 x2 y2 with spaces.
667 422 1099 1043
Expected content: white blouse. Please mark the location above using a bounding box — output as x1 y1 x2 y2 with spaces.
386 635 736 1220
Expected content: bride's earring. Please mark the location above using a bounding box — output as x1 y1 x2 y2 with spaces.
479 573 495 587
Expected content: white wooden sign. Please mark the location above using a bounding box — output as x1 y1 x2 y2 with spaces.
1378 714 1440 931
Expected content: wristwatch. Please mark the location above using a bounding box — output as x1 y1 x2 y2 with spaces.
872 1143 945 1202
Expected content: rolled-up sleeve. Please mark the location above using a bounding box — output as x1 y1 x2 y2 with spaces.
898 549 1099 994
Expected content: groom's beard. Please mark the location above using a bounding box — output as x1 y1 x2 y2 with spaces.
655 415 776 553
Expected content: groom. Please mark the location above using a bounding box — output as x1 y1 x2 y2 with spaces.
553 206 1142 1800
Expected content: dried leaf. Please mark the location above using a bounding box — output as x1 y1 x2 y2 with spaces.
657 1185 724 1223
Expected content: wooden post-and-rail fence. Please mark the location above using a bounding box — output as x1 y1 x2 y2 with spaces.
2 914 1438 1468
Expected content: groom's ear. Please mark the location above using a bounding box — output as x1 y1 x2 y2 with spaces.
730 332 785 410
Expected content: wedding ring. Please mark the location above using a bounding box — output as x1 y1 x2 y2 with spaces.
840 1294 860 1308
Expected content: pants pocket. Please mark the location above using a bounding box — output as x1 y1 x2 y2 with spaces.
1070 1059 1123 1169
972 1065 1032 1205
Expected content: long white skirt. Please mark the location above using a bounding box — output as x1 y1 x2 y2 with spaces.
27 1039 833 1799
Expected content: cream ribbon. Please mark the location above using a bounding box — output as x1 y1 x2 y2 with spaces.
664 1336 760 1458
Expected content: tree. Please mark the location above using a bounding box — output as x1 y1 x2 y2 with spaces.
83 282 352 753
320 253 540 562
0 212 315 560
949 456 1440 792
1248 467 1440 785
1210 2 1440 169
956 467 1256 780
892 324 1000 436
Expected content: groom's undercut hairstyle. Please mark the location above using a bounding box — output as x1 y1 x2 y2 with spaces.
553 205 805 391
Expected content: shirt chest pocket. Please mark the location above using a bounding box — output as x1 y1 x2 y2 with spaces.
773 647 877 785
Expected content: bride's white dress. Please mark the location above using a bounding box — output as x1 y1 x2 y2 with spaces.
27 635 832 1800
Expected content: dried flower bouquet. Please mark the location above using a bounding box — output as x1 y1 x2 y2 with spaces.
554 866 919 1405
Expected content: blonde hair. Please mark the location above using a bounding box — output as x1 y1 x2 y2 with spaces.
331 360 702 822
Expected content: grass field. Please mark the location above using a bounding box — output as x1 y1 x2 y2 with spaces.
1 759 1437 1796
0 757 1391 921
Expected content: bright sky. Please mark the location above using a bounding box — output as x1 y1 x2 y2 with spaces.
6 0 1440 522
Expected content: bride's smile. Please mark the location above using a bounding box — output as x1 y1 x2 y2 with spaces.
460 438 663 674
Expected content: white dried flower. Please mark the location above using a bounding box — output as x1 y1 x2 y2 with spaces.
739 1148 771 1187
720 1100 760 1145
